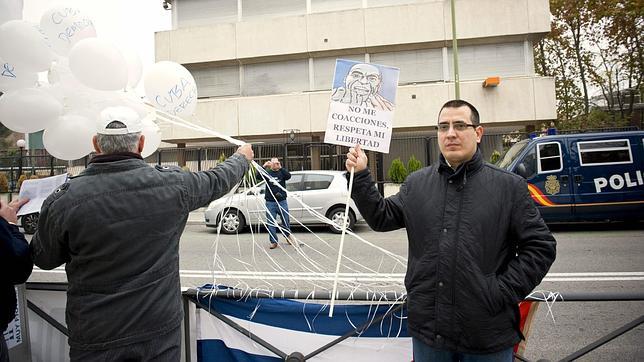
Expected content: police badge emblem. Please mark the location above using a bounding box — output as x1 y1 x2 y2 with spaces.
545 175 560 195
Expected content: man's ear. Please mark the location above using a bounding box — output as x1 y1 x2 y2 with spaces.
92 135 101 154
137 134 146 154
475 126 484 143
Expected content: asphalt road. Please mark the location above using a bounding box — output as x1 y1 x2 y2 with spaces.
29 221 644 361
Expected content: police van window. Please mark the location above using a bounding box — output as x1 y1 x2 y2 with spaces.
537 142 563 173
577 139 632 166
521 147 537 179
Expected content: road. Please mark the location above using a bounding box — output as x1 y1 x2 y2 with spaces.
29 222 644 361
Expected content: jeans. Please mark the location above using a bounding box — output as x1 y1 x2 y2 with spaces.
266 200 291 244
412 337 514 362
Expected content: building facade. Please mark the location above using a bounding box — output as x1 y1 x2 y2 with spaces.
155 0 556 167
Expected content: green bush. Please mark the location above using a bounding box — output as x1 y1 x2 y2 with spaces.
388 158 408 183
17 174 27 190
407 155 422 174
490 150 501 164
0 173 8 192
218 152 227 163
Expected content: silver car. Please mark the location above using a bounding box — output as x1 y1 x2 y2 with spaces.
205 170 363 234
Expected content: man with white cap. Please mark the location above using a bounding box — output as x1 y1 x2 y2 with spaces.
30 106 254 361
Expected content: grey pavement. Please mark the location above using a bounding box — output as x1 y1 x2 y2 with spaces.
187 208 205 225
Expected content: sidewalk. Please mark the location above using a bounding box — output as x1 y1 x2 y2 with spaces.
187 207 205 225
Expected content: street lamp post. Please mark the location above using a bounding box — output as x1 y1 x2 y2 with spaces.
16 139 26 196
16 139 26 181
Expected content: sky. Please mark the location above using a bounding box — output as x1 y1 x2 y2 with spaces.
22 0 172 70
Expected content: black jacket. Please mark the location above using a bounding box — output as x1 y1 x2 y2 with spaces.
1 218 33 331
262 168 291 202
350 150 556 353
30 153 248 350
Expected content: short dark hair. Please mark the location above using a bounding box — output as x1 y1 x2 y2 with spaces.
438 99 480 126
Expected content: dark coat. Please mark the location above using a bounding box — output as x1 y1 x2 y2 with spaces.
30 153 248 350
349 149 556 353
262 168 291 202
1 218 33 331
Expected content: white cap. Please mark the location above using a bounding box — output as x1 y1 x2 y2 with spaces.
97 106 143 135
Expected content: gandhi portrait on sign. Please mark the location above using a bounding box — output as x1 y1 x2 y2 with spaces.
331 63 394 111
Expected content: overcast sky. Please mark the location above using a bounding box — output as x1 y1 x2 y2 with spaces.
22 0 172 69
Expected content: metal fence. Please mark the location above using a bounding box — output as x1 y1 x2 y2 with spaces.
1 126 639 193
23 282 644 362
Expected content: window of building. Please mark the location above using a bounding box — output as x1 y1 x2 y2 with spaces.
242 0 306 19
312 54 365 90
370 48 443 84
243 59 309 96
448 42 526 80
176 0 238 27
190 65 240 98
303 174 334 190
368 0 431 8
537 142 563 173
310 0 362 13
578 139 632 166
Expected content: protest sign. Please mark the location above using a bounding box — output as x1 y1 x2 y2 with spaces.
324 59 399 154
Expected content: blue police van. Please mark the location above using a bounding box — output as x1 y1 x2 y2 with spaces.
496 130 644 223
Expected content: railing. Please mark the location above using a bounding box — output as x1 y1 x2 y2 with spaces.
24 282 644 362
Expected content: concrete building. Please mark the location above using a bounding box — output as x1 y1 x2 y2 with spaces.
154 0 556 169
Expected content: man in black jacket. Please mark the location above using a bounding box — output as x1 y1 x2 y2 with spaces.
30 106 253 361
1 197 31 362
346 99 556 361
261 157 295 249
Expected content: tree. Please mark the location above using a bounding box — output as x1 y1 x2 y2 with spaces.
387 158 408 183
407 155 422 174
534 0 643 129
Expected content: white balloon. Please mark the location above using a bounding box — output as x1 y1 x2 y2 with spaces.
43 114 95 160
120 47 143 89
69 38 128 91
0 57 38 92
0 87 62 133
143 61 198 117
0 20 54 72
40 7 96 56
141 116 162 158
0 0 23 27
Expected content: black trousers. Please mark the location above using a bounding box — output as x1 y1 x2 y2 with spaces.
69 326 181 362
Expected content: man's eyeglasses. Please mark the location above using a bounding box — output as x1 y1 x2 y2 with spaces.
436 122 477 133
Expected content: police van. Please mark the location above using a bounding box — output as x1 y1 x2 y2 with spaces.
496 130 644 222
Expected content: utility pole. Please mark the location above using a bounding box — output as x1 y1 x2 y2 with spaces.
450 0 460 99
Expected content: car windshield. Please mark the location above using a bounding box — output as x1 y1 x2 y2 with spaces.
497 139 529 170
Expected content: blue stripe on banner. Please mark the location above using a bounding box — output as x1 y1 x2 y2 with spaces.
196 285 409 337
198 339 281 362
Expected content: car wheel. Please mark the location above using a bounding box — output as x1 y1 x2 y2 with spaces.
21 213 39 235
327 206 355 233
218 209 246 234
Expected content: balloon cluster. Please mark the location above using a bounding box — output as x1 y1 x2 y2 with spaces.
0 6 199 160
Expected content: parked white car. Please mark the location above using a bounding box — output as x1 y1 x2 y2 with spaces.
205 170 363 234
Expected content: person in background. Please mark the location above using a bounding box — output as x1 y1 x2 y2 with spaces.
345 99 556 362
30 106 253 361
1 198 31 362
261 157 295 249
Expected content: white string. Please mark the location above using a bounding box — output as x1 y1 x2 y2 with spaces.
526 290 561 324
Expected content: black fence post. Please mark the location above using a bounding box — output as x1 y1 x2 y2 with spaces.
197 148 202 171
376 152 384 196
50 156 54 176
425 137 432 166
